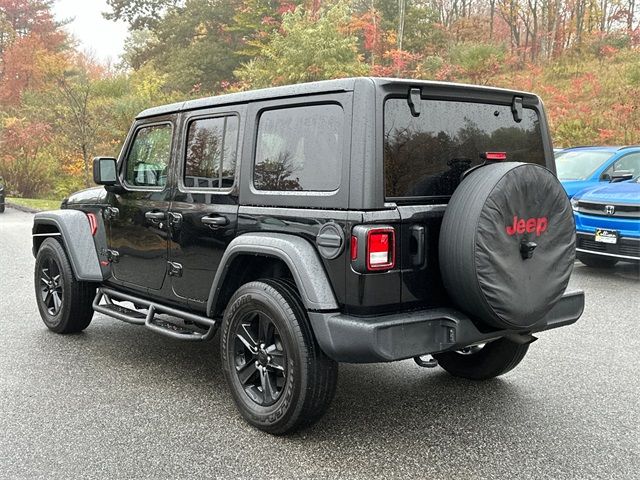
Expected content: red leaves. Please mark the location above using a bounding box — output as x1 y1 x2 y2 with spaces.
598 128 616 142
0 117 51 164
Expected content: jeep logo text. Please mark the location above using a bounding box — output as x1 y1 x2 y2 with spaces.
506 215 548 236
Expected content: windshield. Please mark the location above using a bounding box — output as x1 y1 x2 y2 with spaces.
384 97 545 199
555 150 613 181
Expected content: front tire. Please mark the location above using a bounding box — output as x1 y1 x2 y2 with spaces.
433 338 529 380
221 279 338 435
577 252 618 268
34 238 95 333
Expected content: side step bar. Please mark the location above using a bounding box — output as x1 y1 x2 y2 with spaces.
92 287 217 341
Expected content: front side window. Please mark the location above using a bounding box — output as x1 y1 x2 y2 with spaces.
384 98 545 199
125 124 173 188
184 115 239 189
254 104 343 192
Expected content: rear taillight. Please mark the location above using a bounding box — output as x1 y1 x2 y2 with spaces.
366 227 395 271
86 212 98 236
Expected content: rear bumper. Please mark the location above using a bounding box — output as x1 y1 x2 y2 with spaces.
576 232 640 261
309 290 585 363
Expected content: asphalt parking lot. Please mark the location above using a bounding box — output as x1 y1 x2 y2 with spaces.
0 206 638 480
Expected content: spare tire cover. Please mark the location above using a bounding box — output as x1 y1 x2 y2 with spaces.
439 162 575 329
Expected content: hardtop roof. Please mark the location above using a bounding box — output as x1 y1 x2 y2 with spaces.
136 77 541 119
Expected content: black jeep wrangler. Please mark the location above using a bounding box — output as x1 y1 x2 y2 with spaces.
32 78 584 434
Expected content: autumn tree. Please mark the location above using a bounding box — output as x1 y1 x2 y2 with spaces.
236 1 368 88
0 116 53 196
114 0 242 92
0 0 66 106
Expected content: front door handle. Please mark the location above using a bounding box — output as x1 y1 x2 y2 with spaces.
201 215 229 227
145 211 166 221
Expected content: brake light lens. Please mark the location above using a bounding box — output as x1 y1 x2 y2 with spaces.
86 212 98 236
366 227 395 271
484 151 507 161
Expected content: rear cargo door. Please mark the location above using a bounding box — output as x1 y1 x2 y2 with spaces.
382 89 548 308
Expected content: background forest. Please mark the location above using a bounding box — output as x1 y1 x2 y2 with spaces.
1 0 640 199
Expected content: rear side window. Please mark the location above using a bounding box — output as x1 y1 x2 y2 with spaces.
125 124 173 188
184 115 239 189
384 98 545 199
254 104 343 191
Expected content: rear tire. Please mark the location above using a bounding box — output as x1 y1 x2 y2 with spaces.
433 338 530 380
221 279 338 435
577 252 618 268
0 204 5 213
34 238 95 333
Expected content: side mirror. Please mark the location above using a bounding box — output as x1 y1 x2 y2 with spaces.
610 170 633 183
599 172 611 182
93 157 118 185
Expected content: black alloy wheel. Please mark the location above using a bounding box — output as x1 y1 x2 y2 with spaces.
221 279 338 435
39 257 64 316
34 238 95 334
233 310 287 407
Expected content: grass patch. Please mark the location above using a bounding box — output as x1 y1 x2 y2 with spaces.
7 197 62 211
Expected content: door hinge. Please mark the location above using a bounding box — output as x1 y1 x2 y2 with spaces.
167 261 183 277
106 249 120 263
104 207 119 221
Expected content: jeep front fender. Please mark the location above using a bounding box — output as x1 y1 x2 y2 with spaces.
206 232 339 316
32 210 104 282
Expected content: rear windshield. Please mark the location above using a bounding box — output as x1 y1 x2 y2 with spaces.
384 97 545 199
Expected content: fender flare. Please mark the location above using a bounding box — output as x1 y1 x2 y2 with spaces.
32 210 103 282
206 232 339 316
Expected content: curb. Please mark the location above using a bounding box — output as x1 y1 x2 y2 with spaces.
6 202 40 214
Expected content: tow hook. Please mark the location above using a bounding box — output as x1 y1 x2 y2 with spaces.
414 354 438 368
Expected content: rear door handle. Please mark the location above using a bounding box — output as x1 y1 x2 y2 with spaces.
201 215 229 227
145 211 166 221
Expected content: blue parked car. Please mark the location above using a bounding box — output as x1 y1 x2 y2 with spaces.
571 176 640 267
555 146 640 197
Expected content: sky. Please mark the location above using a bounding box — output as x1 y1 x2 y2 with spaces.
52 0 129 63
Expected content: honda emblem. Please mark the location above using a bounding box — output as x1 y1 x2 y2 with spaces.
604 205 615 215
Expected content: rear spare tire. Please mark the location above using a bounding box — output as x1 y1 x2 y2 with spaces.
439 162 575 330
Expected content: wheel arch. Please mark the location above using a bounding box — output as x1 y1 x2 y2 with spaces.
32 210 104 282
207 233 339 317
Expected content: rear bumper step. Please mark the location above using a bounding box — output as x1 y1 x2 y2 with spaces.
309 290 585 363
93 287 217 341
